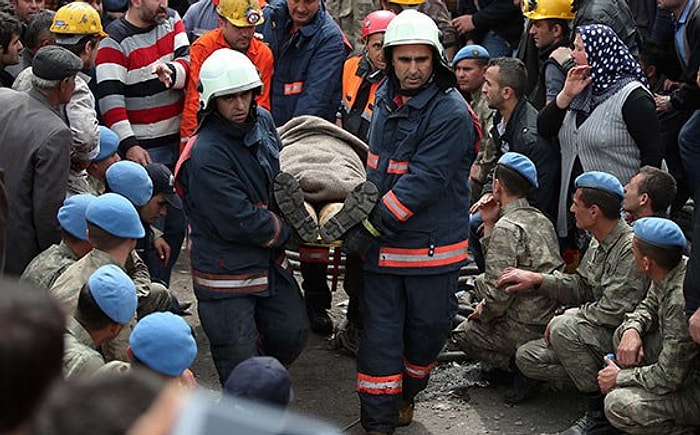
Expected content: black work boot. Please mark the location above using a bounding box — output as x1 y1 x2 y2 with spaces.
502 365 539 405
561 393 620 435
319 181 378 243
273 172 319 243
397 397 415 427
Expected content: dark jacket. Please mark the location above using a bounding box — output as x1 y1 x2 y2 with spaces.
364 81 475 275
460 0 524 48
259 0 346 126
485 98 559 222
528 40 571 110
572 0 640 56
183 109 292 298
670 1 700 111
0 88 71 275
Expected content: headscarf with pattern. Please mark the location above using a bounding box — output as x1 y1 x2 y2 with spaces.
569 24 648 115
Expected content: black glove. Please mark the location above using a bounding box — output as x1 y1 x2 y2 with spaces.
343 220 379 257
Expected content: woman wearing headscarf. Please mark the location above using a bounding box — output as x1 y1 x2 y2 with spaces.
538 24 662 239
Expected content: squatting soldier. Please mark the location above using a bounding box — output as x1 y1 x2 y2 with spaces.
498 171 650 433
22 194 96 289
452 152 564 404
600 218 700 434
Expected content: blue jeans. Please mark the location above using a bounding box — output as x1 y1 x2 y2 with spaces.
481 31 513 58
195 265 310 385
469 211 485 273
678 110 700 195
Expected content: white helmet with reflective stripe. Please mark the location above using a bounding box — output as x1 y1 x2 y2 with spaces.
199 48 262 111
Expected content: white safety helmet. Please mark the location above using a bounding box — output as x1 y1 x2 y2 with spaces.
383 9 445 59
198 48 263 112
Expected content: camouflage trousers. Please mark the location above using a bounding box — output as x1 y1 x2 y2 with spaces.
325 0 377 50
452 317 544 370
605 325 700 434
516 312 614 392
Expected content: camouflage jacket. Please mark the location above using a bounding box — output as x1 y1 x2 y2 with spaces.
477 198 564 325
617 258 700 395
50 248 152 316
21 242 79 290
470 90 498 187
540 219 650 328
63 317 105 379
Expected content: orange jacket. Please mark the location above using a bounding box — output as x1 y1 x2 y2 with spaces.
180 29 273 145
341 54 380 124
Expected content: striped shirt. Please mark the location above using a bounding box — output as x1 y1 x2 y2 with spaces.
96 9 190 155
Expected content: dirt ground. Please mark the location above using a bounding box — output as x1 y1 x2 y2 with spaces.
170 253 584 434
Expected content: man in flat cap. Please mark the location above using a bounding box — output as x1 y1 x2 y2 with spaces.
498 171 650 433
0 45 82 275
600 217 700 434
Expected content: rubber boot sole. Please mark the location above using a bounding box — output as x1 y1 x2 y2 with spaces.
274 172 319 244
320 181 378 243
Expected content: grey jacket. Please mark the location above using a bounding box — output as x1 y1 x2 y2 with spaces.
0 88 71 275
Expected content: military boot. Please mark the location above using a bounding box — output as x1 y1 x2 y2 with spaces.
502 364 539 405
397 397 415 427
561 394 620 435
273 172 319 243
320 181 378 243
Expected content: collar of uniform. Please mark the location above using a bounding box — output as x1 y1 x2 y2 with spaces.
209 110 261 148
393 81 440 111
67 316 98 349
58 241 81 261
87 248 122 268
500 197 530 216
659 256 688 289
598 218 630 253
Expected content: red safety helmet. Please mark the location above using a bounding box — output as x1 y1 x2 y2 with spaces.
361 10 397 42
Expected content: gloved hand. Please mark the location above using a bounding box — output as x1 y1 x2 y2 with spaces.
343 219 380 257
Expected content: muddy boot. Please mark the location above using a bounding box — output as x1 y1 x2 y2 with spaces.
561 393 620 435
320 181 378 243
397 397 415 427
306 304 333 335
274 172 319 243
502 365 538 405
333 318 361 356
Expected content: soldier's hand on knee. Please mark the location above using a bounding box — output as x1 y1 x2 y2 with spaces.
617 328 644 368
597 356 620 394
544 320 553 346
498 267 543 293
689 307 700 344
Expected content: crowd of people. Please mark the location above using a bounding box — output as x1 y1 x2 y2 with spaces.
1 0 700 433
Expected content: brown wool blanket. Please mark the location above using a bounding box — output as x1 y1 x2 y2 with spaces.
278 115 368 203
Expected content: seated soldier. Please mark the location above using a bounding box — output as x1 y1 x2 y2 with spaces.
498 172 650 432
452 152 564 404
600 218 700 434
63 264 138 378
622 166 677 224
22 194 96 289
86 126 121 195
104 160 185 316
98 312 197 389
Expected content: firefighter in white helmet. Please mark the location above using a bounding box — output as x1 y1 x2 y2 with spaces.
343 10 477 433
175 48 309 386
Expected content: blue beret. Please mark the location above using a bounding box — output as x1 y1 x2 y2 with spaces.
452 44 490 67
105 161 153 207
85 193 145 239
574 171 624 199
129 312 197 377
87 265 137 325
497 152 538 188
57 194 96 241
94 126 120 162
224 356 293 406
633 217 686 249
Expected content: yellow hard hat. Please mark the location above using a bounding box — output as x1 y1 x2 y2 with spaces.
388 0 425 6
522 0 574 20
50 2 108 38
217 0 264 28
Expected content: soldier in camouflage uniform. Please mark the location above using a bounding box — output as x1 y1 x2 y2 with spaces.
498 171 650 433
452 153 563 373
86 126 121 196
451 44 498 206
599 218 700 434
22 194 95 289
326 0 377 50
64 265 137 379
